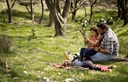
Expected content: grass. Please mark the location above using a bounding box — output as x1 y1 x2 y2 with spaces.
0 2 128 82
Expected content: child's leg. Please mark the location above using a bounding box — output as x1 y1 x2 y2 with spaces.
79 48 87 61
84 48 97 60
83 60 101 70
72 59 84 66
83 61 112 72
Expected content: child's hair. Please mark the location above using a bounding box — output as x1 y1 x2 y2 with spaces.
90 27 99 36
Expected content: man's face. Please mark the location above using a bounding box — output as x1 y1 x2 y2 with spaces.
97 27 104 35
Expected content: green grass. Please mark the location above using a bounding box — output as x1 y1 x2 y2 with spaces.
0 2 128 82
0 22 128 82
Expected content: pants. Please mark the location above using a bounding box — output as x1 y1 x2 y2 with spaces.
72 60 101 70
91 52 116 61
80 48 97 61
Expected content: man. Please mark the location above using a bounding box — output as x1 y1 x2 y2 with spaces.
91 22 119 61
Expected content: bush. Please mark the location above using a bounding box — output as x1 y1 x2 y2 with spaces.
0 35 13 53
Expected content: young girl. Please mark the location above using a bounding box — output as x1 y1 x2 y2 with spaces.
80 27 101 61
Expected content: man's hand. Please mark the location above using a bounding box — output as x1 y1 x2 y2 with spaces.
94 47 111 54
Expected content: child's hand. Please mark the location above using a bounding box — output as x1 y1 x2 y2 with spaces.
84 37 88 42
94 47 99 52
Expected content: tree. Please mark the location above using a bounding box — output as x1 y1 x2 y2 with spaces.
45 0 71 37
6 0 17 23
45 2 54 27
70 0 85 20
47 12 54 27
17 0 37 22
39 0 44 24
30 0 34 22
123 0 128 26
117 0 128 26
89 0 97 24
117 0 121 18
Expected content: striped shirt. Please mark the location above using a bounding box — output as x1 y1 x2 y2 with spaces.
100 28 119 56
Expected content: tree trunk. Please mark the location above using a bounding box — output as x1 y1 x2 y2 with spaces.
45 0 71 37
54 0 71 37
30 0 34 22
45 0 54 27
71 0 78 20
47 12 54 27
6 0 13 23
72 10 77 20
117 0 121 18
123 11 128 26
39 0 44 24
89 0 97 24
89 5 93 24
54 15 66 37
120 0 125 20
83 5 87 17
71 0 85 20
123 0 128 26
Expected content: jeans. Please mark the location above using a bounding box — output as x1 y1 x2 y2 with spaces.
80 48 97 61
72 60 101 70
91 52 116 61
79 48 87 61
72 59 84 66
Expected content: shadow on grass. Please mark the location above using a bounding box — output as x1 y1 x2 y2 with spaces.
93 9 118 19
0 9 49 24
81 61 128 82
81 73 128 82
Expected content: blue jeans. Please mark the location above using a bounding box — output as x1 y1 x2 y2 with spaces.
80 48 97 61
79 48 87 61
72 60 101 70
91 52 116 61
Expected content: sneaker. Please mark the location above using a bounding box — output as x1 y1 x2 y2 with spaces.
64 52 73 61
72 54 80 61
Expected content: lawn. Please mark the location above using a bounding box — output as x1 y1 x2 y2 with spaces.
0 2 128 82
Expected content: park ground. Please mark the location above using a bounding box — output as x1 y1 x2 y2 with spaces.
0 2 128 82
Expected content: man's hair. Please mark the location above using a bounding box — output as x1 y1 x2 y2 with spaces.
97 22 108 30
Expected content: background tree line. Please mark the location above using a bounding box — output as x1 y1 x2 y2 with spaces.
0 0 128 37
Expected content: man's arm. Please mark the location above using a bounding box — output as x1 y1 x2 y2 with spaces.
94 47 111 54
99 48 111 54
95 38 113 54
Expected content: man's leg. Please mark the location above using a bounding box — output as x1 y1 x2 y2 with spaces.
91 52 113 61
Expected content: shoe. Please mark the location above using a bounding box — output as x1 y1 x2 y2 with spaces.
64 52 73 61
72 54 80 61
75 54 79 58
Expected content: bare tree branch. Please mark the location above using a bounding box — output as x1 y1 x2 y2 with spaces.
11 0 17 9
17 0 31 14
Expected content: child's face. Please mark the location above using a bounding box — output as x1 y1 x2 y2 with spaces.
90 30 97 36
